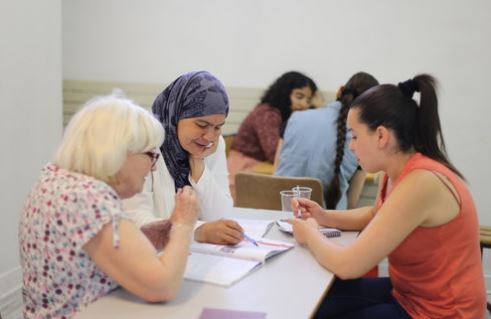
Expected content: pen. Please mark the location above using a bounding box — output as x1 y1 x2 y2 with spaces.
296 185 302 218
243 233 259 246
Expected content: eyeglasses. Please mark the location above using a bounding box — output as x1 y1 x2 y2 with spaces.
143 150 160 168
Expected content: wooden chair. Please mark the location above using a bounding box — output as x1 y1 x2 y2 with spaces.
252 161 274 175
479 225 491 314
223 134 236 158
234 172 324 210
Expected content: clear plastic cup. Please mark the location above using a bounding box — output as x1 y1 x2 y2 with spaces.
280 190 298 213
292 186 312 200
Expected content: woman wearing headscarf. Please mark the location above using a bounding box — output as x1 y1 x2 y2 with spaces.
123 71 243 244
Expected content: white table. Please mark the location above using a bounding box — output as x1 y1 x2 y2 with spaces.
75 207 357 319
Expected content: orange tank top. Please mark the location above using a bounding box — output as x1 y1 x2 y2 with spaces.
376 153 486 319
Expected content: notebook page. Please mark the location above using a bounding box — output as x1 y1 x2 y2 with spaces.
184 251 260 286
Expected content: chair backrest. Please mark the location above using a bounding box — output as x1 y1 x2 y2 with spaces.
223 134 235 158
235 172 324 210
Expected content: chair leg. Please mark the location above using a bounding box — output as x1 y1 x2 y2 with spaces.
481 244 490 314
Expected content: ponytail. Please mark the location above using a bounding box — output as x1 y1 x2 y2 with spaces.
412 75 464 179
352 74 464 180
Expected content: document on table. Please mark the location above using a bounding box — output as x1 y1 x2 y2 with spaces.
184 237 293 287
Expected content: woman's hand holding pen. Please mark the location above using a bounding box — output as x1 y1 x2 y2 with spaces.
292 198 324 222
195 219 244 245
290 198 328 245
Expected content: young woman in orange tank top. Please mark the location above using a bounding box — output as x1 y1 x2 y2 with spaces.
288 74 486 318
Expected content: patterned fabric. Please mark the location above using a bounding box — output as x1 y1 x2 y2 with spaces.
152 71 229 191
230 104 282 162
19 164 128 319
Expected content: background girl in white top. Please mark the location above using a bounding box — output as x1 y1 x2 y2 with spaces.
123 70 244 244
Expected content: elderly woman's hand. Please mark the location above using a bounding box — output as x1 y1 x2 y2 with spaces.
194 219 244 245
170 186 200 227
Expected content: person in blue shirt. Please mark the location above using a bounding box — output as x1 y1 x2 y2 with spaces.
275 72 378 209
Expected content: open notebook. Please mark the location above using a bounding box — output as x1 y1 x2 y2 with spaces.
184 219 293 287
276 219 341 238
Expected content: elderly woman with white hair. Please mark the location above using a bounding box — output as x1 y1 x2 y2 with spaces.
19 95 200 319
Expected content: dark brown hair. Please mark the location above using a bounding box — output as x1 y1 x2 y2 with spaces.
351 74 464 179
325 72 379 209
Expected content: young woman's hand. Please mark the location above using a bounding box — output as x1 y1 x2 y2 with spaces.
194 219 244 245
292 198 324 222
170 186 200 227
288 218 319 246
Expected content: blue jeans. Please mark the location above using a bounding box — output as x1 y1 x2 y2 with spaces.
314 277 411 319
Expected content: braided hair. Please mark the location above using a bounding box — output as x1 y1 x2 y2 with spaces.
324 72 379 209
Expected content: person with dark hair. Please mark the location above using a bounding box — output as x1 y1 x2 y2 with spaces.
289 74 486 318
275 72 379 209
227 71 318 198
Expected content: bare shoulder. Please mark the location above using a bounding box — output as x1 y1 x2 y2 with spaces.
392 169 459 226
400 168 455 197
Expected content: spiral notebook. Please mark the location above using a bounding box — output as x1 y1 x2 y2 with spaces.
276 219 341 238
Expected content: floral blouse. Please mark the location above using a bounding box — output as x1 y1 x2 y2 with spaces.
19 164 128 318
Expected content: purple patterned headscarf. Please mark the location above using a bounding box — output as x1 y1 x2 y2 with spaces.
152 71 229 191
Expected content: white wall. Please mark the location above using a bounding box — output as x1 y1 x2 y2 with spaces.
0 0 485 304
0 0 61 297
63 0 491 225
